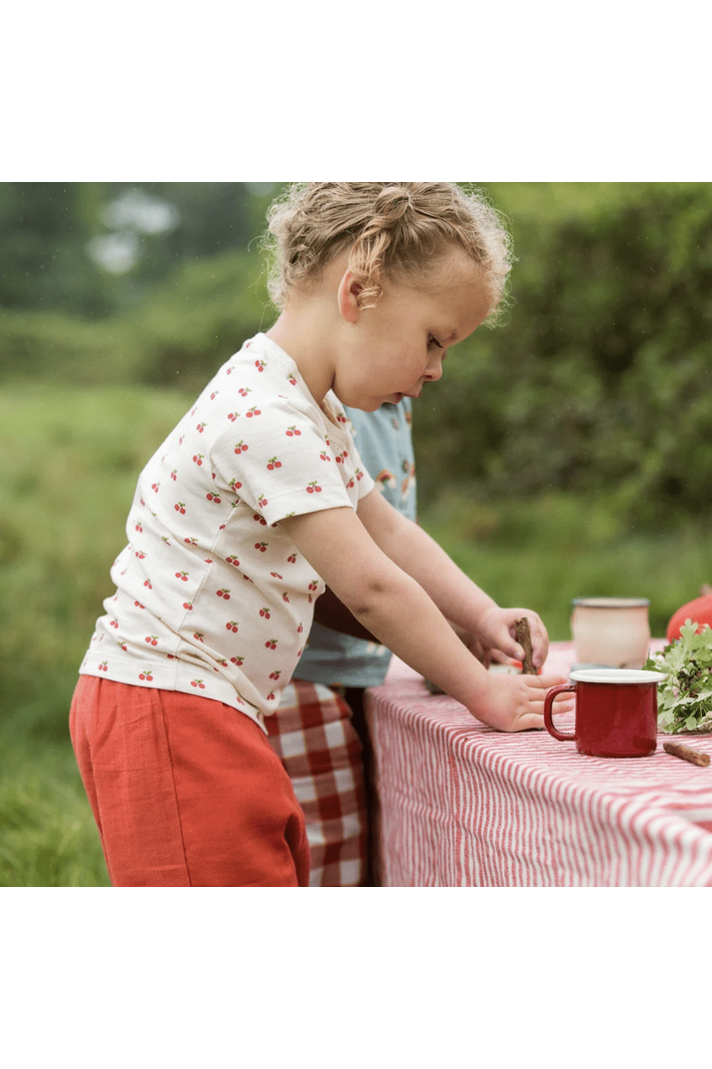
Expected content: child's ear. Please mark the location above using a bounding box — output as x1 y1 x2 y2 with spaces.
337 270 363 324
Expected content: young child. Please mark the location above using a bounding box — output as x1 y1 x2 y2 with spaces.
70 182 567 887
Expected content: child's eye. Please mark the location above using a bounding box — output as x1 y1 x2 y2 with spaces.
428 335 444 349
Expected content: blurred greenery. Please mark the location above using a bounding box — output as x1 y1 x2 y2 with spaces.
1 181 710 886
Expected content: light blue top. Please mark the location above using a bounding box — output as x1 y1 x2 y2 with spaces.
295 399 416 688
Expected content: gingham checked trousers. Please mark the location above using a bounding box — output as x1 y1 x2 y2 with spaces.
266 679 369 887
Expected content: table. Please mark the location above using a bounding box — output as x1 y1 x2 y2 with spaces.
364 641 712 886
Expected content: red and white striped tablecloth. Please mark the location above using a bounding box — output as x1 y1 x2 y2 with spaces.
365 641 712 886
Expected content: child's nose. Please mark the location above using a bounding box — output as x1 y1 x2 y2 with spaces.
425 351 446 380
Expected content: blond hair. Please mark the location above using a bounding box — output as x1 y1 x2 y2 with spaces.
262 182 513 324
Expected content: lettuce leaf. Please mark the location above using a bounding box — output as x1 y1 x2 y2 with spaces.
644 620 712 733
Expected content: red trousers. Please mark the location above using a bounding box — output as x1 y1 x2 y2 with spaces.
69 675 310 887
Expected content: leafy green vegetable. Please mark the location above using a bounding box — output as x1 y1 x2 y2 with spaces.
644 620 712 733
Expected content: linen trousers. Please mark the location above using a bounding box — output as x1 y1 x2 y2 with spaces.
69 675 310 887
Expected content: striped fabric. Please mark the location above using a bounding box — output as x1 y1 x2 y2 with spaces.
365 641 712 887
266 679 367 887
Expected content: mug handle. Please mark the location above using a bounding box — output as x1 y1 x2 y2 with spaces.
544 682 577 741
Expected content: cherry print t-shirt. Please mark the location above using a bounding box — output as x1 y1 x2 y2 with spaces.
79 333 375 733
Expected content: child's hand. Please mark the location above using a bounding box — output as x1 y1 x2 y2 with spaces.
472 672 573 732
477 607 549 669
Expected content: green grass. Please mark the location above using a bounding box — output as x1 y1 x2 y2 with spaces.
0 738 110 886
0 382 194 887
1 382 709 885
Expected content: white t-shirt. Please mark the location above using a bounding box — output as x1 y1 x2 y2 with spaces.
79 333 375 732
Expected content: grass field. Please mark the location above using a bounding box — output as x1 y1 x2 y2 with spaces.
1 382 708 886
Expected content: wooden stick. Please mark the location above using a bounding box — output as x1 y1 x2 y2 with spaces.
663 741 711 767
515 617 537 675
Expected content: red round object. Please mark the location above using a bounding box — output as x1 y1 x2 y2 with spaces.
666 595 712 642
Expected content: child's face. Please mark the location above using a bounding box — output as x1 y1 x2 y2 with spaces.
333 252 492 412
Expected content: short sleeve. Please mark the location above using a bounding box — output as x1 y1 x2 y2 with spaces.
210 391 363 526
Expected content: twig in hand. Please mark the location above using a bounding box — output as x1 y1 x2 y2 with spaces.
663 741 711 767
515 617 537 675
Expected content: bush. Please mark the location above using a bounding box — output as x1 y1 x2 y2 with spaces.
414 183 712 526
0 248 271 394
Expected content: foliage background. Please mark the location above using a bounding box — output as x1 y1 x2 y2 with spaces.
2 181 711 885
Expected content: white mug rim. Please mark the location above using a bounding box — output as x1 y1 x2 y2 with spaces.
569 668 666 684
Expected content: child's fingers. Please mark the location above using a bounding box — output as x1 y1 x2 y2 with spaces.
522 674 575 715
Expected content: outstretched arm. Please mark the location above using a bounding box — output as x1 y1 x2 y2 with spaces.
280 501 567 732
355 488 549 668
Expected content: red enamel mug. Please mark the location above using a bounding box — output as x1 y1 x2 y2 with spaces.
543 668 666 758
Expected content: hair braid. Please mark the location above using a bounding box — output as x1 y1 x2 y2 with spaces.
262 182 513 323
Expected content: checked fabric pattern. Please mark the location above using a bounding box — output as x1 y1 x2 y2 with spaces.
267 679 367 886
